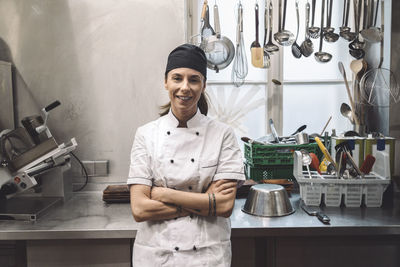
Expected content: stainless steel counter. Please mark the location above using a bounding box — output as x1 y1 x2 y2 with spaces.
0 192 399 240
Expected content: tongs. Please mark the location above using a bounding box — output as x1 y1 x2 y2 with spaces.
301 200 330 224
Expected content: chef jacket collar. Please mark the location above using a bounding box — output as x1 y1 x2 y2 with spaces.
166 109 202 128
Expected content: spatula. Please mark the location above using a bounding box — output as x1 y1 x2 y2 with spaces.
251 3 263 68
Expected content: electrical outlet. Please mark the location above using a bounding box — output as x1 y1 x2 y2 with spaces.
81 160 109 177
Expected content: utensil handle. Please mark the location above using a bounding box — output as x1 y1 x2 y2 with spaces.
305 2 310 36
255 3 259 42
318 0 325 52
269 1 273 42
345 150 363 176
236 4 241 44
214 4 221 37
341 0 347 26
316 211 331 224
269 119 280 143
345 0 350 26
45 100 61 112
374 0 380 27
201 0 208 20
356 0 362 33
363 0 368 30
378 0 383 68
295 0 299 39
311 0 316 26
264 3 268 46
282 0 287 30
278 0 282 31
328 0 333 27
315 137 336 167
369 0 374 28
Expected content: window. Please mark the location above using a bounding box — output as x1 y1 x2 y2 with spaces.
187 0 391 141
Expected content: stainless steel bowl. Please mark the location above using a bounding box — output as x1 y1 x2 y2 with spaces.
242 184 295 217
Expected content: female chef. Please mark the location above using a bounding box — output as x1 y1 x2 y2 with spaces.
128 44 245 266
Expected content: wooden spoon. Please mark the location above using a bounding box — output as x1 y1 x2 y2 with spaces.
350 59 364 104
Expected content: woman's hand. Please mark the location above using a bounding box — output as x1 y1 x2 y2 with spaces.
150 186 169 202
206 179 237 195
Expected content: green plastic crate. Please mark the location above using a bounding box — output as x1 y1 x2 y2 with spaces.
244 142 320 166
244 162 294 181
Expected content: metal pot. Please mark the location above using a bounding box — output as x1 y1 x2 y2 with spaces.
202 3 235 72
242 184 295 217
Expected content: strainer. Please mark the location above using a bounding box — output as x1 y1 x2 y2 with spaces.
202 2 235 72
360 68 400 107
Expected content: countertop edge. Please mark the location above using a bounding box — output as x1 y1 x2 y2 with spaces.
0 229 137 240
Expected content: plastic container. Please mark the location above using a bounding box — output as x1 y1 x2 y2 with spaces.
244 162 293 181
364 136 395 176
244 142 320 166
293 151 390 207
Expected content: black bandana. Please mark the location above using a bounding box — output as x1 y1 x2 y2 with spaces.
165 44 207 79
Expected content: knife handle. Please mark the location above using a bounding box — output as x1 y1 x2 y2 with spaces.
316 211 330 224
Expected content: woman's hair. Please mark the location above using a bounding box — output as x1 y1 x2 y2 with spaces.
159 74 208 116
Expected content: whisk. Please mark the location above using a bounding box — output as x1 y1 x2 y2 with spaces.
232 1 248 87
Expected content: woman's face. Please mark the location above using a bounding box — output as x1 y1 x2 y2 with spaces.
165 67 206 117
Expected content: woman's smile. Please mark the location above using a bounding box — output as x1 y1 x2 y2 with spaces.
176 95 193 101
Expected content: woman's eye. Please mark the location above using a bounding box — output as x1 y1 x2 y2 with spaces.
172 77 181 81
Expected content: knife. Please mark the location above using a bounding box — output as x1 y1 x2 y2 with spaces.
301 200 330 224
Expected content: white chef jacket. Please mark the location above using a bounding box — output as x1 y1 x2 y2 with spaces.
127 109 245 267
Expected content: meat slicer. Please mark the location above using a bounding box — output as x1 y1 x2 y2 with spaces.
0 101 77 221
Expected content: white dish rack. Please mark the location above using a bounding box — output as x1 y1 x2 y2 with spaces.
293 151 391 207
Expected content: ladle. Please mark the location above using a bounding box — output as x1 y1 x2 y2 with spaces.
265 1 279 54
360 0 382 42
339 0 350 33
323 0 339 43
300 2 314 57
314 0 332 63
349 48 365 59
340 0 357 42
349 0 365 50
274 0 295 46
340 103 355 124
308 0 320 38
291 0 302 58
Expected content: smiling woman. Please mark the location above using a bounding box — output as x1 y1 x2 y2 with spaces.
127 43 245 266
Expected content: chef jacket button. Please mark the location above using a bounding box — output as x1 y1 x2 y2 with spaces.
167 131 170 135
196 132 199 136
191 158 195 162
188 186 192 190
175 247 179 251
193 245 197 251
170 159 174 163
